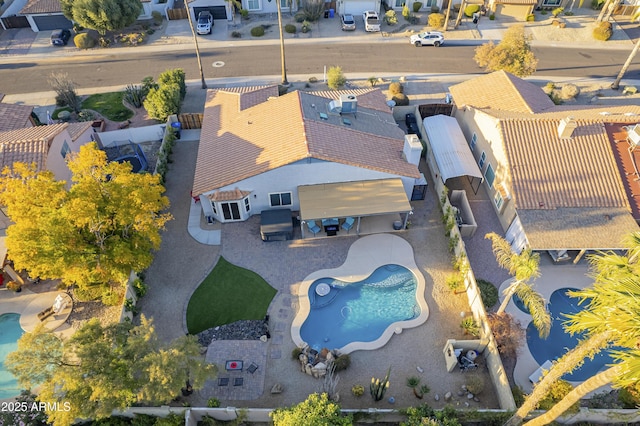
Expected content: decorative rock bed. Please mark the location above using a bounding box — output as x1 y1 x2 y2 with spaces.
296 344 341 379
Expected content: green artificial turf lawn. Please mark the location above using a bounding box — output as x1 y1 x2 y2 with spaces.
82 92 133 122
186 256 277 334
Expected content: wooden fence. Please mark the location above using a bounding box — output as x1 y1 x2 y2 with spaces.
178 113 203 129
167 8 188 20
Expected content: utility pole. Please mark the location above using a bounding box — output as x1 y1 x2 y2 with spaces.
276 0 288 85
186 0 207 89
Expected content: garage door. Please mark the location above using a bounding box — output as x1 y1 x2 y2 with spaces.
193 6 227 20
344 0 376 16
33 15 73 31
495 4 530 20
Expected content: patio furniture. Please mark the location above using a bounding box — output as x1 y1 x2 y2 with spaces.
225 360 243 371
234 377 244 386
247 362 259 374
218 377 229 386
341 217 355 233
307 220 321 236
322 218 339 236
260 209 293 241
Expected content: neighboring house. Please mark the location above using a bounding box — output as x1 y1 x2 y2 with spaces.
189 0 230 23
192 85 424 233
447 70 640 255
189 0 299 22
487 0 535 20
0 95 36 132
0 122 94 183
337 0 381 16
19 0 73 32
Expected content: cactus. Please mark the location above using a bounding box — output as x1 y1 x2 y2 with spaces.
370 367 391 401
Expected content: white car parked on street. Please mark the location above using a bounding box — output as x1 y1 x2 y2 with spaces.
410 31 444 47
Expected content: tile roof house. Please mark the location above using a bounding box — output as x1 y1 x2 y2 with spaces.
0 122 94 184
0 95 35 132
192 86 424 231
448 70 640 252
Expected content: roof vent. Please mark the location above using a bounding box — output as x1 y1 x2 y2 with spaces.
628 124 640 148
599 111 611 116
558 117 577 139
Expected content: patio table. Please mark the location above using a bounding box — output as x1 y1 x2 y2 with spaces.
225 360 243 371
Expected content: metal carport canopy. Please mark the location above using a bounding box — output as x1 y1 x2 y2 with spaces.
298 178 411 221
423 115 483 182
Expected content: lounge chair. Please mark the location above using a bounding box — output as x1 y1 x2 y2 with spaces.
341 217 355 233
307 220 321 236
247 362 259 374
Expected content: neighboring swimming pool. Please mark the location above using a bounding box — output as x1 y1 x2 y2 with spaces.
0 313 25 399
291 234 429 354
526 288 615 382
300 265 419 351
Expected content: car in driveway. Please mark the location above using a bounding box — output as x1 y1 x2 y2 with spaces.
341 14 356 31
50 29 71 46
196 11 213 35
410 31 444 47
405 113 421 138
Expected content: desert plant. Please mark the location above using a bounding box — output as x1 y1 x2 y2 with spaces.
351 384 365 397
152 10 163 25
477 279 498 308
591 0 605 9
292 347 303 359
526 14 535 21
593 21 612 41
406 376 420 388
321 362 340 401
294 11 306 22
413 1 422 12
119 32 145 46
301 0 325 21
231 31 242 38
460 317 480 337
465 373 485 395
464 4 480 17
301 20 312 32
370 367 391 401
251 26 265 36
284 23 297 33
548 91 563 105
428 12 445 28
368 76 378 87
333 354 351 371
446 273 463 291
560 83 580 100
207 398 220 408
389 81 403 94
487 312 524 358
537 379 579 413
489 13 495 20
551 7 564 17
402 4 411 20
419 384 430 396
385 10 398 25
327 66 346 90
543 81 556 94
392 93 409 106
6 281 21 292
74 32 96 49
48 72 81 112
308 76 318 83
124 84 145 108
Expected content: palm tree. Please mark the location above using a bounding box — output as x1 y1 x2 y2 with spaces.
504 232 640 426
485 233 551 338
611 37 640 90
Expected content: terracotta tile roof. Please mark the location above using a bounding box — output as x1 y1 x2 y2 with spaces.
66 122 93 140
0 139 49 171
449 71 555 114
208 189 252 201
519 207 638 250
0 103 33 132
192 87 419 195
483 105 640 121
607 123 640 222
21 0 62 14
500 118 630 210
0 123 67 145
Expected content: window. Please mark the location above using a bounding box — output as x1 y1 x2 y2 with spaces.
394 0 403 7
247 0 260 11
478 151 486 168
280 0 289 9
485 163 496 187
494 191 504 210
221 202 241 220
269 192 292 207
542 0 561 5
61 141 71 159
424 0 436 7
470 133 477 151
244 197 250 212
212 203 217 215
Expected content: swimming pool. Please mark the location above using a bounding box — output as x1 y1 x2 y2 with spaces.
526 288 615 382
0 313 25 399
291 234 429 354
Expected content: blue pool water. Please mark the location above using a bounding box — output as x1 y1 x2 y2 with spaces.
527 288 615 382
0 313 24 399
300 264 419 350
512 293 530 314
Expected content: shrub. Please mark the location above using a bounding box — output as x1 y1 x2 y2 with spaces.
119 32 145 46
548 91 563 105
327 66 346 90
619 384 640 408
385 10 398 25
73 23 84 32
207 398 220 408
294 11 306 22
413 1 422 12
560 83 580 100
291 347 303 359
144 83 180 121
564 10 574 15
132 277 148 298
284 23 297 33
231 31 242 38
6 281 21 292
308 76 318 83
428 12 445 28
543 81 556 94
465 373 485 395
240 8 249 18
351 384 365 397
101 289 122 306
464 4 480 17
77 109 94 121
301 20 312 33
430 4 439 12
592 0 605 9
152 10 163 25
389 81 403 94
368 76 377 87
460 317 480 336
402 4 411 20
392 93 409 106
159 68 186 100
487 313 524 358
74 33 95 49
489 13 495 20
250 26 265 37
593 21 612 41
538 380 580 413
333 354 350 371
512 386 525 407
446 273 463 291
551 7 564 16
477 279 498 308
526 14 535 21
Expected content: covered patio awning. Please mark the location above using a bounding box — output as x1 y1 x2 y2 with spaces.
298 178 411 221
423 115 483 186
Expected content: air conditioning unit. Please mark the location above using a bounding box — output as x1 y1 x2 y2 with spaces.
628 124 640 148
339 94 358 114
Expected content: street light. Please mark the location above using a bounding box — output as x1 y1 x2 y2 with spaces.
276 0 288 85
186 0 207 89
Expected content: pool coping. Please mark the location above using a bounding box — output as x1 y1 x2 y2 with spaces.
291 233 429 354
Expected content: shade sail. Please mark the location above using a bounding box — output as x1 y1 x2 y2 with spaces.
298 178 411 221
423 115 483 182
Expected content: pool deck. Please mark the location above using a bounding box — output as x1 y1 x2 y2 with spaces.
504 260 595 393
291 234 429 354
